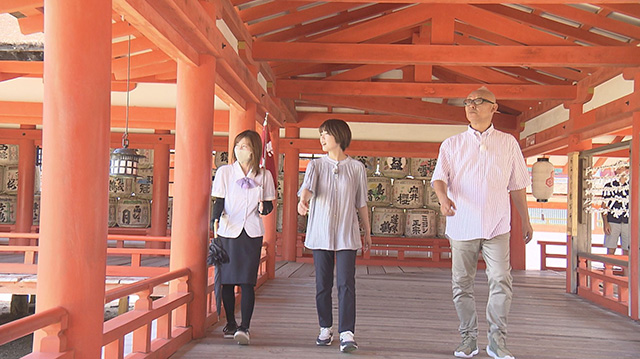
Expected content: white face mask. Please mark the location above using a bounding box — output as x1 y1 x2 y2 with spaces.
234 147 252 164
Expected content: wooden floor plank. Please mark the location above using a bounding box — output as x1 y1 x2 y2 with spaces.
171 266 640 358
382 265 403 274
275 262 305 278
367 265 385 275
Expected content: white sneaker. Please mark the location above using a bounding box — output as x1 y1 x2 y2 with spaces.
234 328 250 345
316 327 333 346
339 331 358 353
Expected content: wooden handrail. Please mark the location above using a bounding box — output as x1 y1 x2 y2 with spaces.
0 306 67 347
107 234 170 242
105 268 190 303
578 252 629 267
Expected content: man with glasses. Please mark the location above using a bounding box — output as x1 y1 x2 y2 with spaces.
431 87 533 359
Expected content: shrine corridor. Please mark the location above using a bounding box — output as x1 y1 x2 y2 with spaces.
172 262 640 359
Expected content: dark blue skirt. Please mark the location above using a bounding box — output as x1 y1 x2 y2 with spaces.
218 229 263 285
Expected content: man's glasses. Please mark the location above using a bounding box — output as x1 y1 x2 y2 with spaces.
463 98 495 107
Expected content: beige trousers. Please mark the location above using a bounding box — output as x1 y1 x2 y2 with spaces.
450 233 512 342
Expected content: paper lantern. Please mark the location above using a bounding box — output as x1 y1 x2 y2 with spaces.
532 158 554 202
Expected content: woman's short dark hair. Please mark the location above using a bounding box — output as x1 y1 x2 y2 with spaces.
232 130 262 175
319 119 351 151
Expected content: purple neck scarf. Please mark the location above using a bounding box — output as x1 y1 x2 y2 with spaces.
237 177 257 189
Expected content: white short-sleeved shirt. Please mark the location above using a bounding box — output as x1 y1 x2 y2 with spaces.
212 161 276 238
430 125 530 241
298 156 368 251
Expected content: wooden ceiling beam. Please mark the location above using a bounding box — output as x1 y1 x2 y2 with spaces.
534 4 640 42
258 4 403 42
452 5 572 46
248 2 356 37
113 0 290 125
126 61 177 81
438 65 529 84
253 42 640 67
0 73 23 82
325 65 401 81
0 0 43 14
209 0 253 46
17 13 43 35
277 80 577 100
306 0 639 3
490 66 571 86
271 63 352 78
111 37 157 58
296 112 468 128
0 101 234 132
312 4 433 43
238 0 305 23
112 50 171 75
454 22 522 46
295 94 517 131
0 60 43 75
523 66 589 83
521 91 640 155
477 4 623 46
113 0 200 65
517 67 624 122
604 4 640 19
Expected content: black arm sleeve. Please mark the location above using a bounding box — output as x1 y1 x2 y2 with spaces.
211 197 225 227
260 200 274 215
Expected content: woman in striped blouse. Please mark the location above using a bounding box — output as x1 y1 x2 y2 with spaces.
298 119 372 353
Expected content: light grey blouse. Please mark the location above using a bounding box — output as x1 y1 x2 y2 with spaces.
298 156 367 250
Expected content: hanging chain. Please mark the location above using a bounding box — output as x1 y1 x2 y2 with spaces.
123 31 132 148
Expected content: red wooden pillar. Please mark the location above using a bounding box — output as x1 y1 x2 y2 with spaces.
629 74 640 320
565 103 592 293
264 124 280 278
228 102 256 154
170 55 216 339
282 126 300 261
35 0 111 356
14 125 36 245
148 130 171 247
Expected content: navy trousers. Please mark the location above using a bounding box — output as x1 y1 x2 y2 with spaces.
313 249 357 333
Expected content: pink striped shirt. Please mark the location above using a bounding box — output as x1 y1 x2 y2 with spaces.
431 125 530 241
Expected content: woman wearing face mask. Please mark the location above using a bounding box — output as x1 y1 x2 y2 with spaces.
298 119 371 353
211 130 276 345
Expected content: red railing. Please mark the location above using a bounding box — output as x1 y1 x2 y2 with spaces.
538 240 623 271
576 252 629 316
0 233 272 358
0 233 171 277
0 306 70 358
276 233 454 267
102 268 192 359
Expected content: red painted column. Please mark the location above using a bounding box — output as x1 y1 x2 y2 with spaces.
263 124 280 278
565 103 592 293
35 0 111 356
228 102 256 155
629 74 639 320
148 130 171 247
14 125 36 245
171 55 216 339
282 126 300 261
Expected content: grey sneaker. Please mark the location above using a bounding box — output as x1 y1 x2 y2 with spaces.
316 327 333 346
486 335 514 359
454 335 479 358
